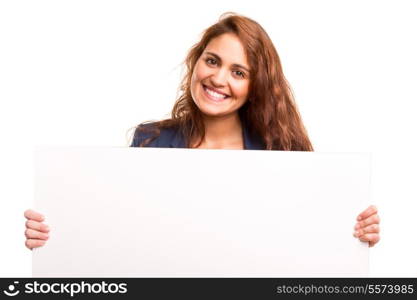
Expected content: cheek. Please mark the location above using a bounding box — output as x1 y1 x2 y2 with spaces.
191 63 206 101
231 81 250 100
193 62 211 82
190 67 201 92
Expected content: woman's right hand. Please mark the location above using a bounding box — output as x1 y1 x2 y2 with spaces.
24 209 50 250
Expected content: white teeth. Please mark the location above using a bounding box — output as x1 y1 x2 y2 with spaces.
205 87 227 99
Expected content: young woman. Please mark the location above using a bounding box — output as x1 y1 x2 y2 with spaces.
24 13 380 250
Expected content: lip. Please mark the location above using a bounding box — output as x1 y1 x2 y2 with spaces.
202 84 230 103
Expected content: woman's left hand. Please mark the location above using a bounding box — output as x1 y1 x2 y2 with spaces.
354 205 380 247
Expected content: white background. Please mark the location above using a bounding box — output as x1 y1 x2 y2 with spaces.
0 0 416 277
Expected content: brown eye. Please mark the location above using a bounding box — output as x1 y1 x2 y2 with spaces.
234 70 245 78
206 58 217 65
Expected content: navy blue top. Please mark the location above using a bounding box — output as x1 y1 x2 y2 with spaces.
130 122 265 150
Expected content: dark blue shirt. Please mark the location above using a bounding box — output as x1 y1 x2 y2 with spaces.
130 123 265 150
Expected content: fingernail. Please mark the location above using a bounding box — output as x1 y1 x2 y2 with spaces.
44 225 50 231
354 223 360 230
357 216 362 221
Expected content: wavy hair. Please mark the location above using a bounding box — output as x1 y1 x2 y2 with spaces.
134 13 313 151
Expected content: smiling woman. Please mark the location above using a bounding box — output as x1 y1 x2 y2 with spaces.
190 33 251 149
132 13 313 151
24 12 380 250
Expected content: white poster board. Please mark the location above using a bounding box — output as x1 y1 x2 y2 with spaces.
33 148 370 277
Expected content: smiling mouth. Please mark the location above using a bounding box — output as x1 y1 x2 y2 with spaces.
202 84 230 102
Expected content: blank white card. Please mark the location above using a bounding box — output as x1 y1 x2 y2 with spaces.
33 148 370 277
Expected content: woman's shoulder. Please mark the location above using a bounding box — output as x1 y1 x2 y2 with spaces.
130 122 184 148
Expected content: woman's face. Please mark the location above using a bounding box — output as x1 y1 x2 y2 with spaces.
190 33 250 118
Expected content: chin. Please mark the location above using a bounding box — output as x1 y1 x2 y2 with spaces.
200 107 229 118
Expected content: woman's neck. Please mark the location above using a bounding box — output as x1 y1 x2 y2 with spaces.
195 113 244 149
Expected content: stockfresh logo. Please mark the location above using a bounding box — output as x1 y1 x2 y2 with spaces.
3 281 20 297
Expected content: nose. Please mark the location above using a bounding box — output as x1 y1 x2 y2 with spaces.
210 67 228 87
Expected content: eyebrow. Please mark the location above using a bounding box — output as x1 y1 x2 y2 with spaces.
204 51 250 73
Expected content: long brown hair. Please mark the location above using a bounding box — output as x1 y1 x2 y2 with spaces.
134 13 313 151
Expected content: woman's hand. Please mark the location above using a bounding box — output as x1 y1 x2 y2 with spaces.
24 209 50 250
354 205 380 247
